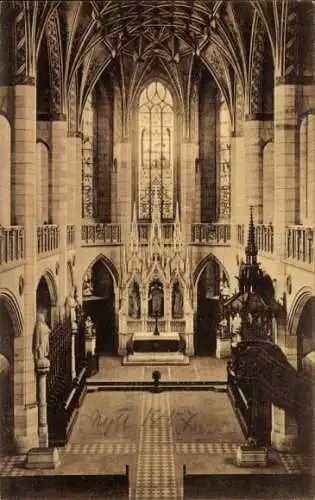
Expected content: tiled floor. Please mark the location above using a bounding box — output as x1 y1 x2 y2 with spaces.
0 356 312 498
92 355 227 382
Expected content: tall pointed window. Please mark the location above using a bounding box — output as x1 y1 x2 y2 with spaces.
218 99 231 220
82 93 95 219
138 81 174 220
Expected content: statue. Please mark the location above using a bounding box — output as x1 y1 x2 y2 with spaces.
74 286 83 323
149 281 164 317
65 288 77 325
33 311 51 362
172 282 183 318
84 316 95 336
129 283 140 319
82 271 93 297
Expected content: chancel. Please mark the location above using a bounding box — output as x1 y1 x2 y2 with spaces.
0 1 314 498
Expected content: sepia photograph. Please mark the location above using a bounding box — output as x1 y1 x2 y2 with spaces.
0 0 314 498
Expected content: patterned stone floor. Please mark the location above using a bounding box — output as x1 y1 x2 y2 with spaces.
0 357 312 498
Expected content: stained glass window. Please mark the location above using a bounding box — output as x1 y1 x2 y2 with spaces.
138 81 174 220
218 99 231 219
82 94 95 219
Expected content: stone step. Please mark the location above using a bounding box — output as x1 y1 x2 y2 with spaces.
122 351 190 365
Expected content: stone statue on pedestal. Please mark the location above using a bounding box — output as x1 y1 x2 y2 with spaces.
33 311 50 362
65 288 77 325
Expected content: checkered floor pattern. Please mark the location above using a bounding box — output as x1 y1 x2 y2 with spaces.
176 442 239 454
133 392 180 499
64 442 136 455
279 452 313 474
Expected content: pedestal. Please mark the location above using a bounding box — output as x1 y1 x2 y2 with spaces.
25 447 61 469
236 444 268 467
26 357 60 469
216 337 231 359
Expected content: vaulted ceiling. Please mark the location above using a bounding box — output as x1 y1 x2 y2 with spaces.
1 0 313 132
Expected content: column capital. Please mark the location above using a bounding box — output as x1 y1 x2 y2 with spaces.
35 357 50 375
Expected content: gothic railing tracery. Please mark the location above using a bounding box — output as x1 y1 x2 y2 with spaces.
255 224 274 254
237 224 245 246
138 223 175 244
66 225 76 247
37 225 59 254
191 223 231 245
81 223 121 245
0 226 24 265
286 225 314 265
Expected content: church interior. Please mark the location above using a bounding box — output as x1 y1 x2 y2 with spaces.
0 0 314 498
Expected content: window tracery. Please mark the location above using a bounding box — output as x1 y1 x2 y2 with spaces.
138 81 174 220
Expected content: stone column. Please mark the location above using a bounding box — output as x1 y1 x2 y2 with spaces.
51 119 68 315
180 141 198 244
307 114 315 226
67 132 82 295
36 358 50 447
230 133 246 243
273 84 298 269
26 357 60 468
12 84 38 452
244 120 263 222
114 141 132 242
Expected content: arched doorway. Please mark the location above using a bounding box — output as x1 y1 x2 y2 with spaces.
195 259 221 355
0 299 14 454
293 295 315 454
83 260 116 355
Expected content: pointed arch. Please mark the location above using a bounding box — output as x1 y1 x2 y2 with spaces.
0 289 23 337
193 254 230 288
82 254 119 289
288 287 314 337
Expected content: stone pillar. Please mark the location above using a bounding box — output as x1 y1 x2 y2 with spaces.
195 160 201 221
0 111 11 225
271 406 298 451
111 160 118 222
244 120 263 222
36 358 50 447
230 134 246 243
273 84 298 269
26 357 60 468
114 141 132 242
180 141 198 243
307 114 315 226
51 119 68 315
12 84 38 452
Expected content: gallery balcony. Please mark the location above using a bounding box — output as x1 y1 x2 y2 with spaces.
81 223 121 246
191 223 231 246
286 225 314 267
255 224 274 254
37 224 59 254
0 225 24 266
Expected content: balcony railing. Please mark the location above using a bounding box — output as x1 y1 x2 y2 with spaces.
67 225 76 247
286 225 314 265
255 223 274 254
191 223 231 245
0 226 24 265
37 225 59 254
81 223 121 245
138 223 174 244
237 224 245 246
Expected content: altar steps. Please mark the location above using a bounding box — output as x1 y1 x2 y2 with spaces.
122 351 189 365
86 380 227 392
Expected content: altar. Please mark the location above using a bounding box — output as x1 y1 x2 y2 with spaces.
123 332 189 365
118 193 194 364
